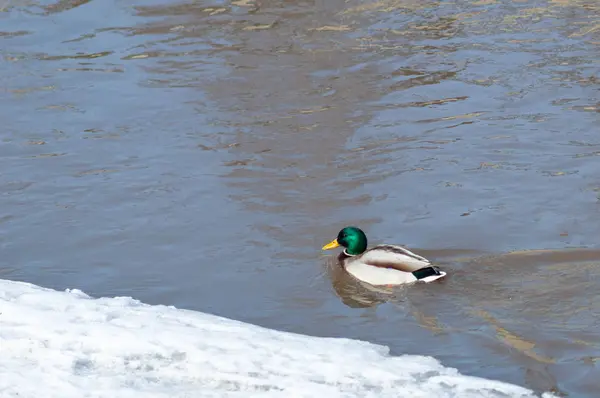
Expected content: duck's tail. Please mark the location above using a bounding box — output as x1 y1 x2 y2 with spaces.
412 266 446 283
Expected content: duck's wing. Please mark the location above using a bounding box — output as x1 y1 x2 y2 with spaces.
358 244 431 273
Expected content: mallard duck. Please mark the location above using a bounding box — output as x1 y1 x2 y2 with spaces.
322 226 446 286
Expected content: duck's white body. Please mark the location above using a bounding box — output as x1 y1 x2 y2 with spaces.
341 244 446 286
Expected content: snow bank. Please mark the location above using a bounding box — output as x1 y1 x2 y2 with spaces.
0 279 555 397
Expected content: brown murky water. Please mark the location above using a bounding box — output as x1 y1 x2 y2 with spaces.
2 0 600 396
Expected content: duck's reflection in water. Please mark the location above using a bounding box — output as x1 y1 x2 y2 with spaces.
324 255 452 341
324 256 396 308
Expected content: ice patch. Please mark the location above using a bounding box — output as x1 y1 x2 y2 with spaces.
0 279 556 398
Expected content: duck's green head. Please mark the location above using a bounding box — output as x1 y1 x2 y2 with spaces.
322 226 368 256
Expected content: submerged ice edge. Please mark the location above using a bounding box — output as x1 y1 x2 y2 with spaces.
0 279 556 398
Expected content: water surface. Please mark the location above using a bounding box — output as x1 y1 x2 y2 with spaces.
1 0 600 396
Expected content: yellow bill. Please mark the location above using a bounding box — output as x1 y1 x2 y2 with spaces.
322 238 340 250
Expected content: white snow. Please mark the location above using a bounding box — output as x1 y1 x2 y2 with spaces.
0 279 556 398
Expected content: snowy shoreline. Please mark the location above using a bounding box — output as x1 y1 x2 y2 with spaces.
1 279 556 398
